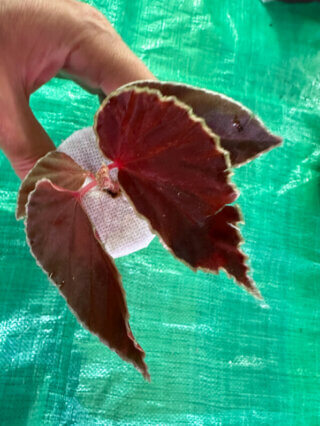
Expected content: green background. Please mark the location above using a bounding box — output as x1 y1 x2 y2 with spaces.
1 0 320 424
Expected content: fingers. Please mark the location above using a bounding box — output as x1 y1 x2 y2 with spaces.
56 70 103 96
0 83 55 179
12 106 55 180
62 4 156 94
0 0 155 179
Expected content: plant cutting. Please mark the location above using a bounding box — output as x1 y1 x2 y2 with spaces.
16 81 282 379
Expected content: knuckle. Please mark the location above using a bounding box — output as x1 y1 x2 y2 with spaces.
75 3 118 40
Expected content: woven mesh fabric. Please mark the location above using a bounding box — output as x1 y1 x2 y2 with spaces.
0 0 319 424
58 127 154 258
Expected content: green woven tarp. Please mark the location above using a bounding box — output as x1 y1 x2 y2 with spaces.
1 0 319 424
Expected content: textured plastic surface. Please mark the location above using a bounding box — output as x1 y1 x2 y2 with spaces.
0 0 319 424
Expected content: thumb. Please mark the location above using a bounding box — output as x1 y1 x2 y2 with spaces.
62 9 155 95
0 80 55 179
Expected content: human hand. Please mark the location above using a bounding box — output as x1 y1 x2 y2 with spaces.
0 0 155 178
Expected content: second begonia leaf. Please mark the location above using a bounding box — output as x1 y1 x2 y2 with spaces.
95 86 260 296
26 179 149 379
125 80 282 167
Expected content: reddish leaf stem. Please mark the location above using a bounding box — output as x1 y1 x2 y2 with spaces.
70 180 97 201
108 161 121 170
79 180 97 197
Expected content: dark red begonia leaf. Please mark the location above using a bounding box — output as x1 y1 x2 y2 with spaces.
26 179 149 379
17 151 89 219
95 87 260 296
125 81 282 167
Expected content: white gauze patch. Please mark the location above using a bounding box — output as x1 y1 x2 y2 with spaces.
58 127 154 258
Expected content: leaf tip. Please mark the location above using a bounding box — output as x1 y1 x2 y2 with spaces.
15 206 24 221
141 364 151 382
244 279 263 301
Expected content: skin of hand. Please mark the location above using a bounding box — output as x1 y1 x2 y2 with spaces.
0 0 155 179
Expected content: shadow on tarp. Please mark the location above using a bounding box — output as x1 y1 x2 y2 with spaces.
264 2 320 39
